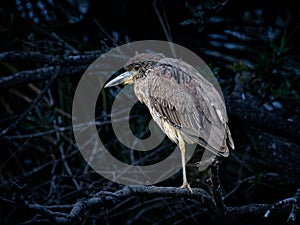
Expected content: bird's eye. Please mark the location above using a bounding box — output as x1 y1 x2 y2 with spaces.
134 65 139 71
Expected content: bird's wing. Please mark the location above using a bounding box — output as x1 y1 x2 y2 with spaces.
145 61 230 156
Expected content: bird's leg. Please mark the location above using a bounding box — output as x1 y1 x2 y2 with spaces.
178 136 193 193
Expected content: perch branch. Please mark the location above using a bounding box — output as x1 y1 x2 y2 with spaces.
7 184 300 225
10 185 216 224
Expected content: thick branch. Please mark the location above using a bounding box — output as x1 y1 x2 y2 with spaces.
11 185 216 224
0 51 100 66
7 185 299 225
0 51 101 88
0 65 87 88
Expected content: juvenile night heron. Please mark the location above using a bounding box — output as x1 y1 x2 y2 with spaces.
105 53 234 192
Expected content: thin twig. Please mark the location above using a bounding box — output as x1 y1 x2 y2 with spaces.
0 67 61 137
264 188 300 223
152 0 176 57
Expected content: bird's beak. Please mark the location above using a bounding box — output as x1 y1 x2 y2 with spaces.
104 71 136 88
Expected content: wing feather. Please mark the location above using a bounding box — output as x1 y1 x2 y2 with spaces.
137 58 231 156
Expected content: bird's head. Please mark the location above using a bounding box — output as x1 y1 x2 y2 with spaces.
104 53 164 88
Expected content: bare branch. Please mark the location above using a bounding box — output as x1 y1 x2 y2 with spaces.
6 184 300 224
0 65 87 89
0 51 100 66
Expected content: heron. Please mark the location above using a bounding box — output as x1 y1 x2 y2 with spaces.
105 53 234 193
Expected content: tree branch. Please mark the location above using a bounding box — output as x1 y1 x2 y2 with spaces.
0 65 87 88
0 51 101 88
6 185 299 225
0 51 100 66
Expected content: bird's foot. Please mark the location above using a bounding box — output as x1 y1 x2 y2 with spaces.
180 182 193 193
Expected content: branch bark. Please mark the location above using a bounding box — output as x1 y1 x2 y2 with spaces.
0 51 100 88
0 51 100 66
0 65 88 88
6 185 299 225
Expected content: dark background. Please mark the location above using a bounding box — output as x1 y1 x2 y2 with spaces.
0 0 299 224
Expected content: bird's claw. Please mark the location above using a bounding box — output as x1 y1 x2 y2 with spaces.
180 182 193 193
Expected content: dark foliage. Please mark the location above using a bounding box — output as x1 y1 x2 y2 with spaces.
0 0 299 224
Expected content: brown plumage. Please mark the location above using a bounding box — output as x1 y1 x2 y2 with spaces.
105 53 234 192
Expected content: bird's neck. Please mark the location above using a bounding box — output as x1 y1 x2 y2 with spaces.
134 78 150 105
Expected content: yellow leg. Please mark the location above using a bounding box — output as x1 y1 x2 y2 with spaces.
178 136 193 193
